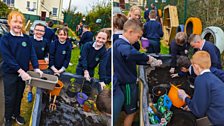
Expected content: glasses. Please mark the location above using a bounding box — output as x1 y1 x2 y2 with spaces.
34 29 45 32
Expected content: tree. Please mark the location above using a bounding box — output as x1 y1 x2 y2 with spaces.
85 1 111 35
0 1 11 18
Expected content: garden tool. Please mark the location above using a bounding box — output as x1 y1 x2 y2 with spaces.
48 80 64 111
49 95 57 111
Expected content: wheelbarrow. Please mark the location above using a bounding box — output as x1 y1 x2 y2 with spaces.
48 80 64 111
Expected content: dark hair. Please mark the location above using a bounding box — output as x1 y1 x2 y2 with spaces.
96 89 111 114
48 20 54 27
57 27 68 36
113 13 128 30
35 23 45 29
83 25 90 29
177 56 191 68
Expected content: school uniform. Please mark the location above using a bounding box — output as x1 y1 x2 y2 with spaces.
99 48 111 84
49 39 72 70
113 35 149 116
144 9 150 22
76 42 106 77
143 19 163 54
0 32 39 120
43 26 55 47
31 36 49 60
185 70 224 125
79 31 93 48
169 40 188 68
200 40 222 69
113 33 140 51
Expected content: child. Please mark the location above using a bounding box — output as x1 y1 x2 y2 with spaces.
171 56 224 83
76 29 109 84
113 13 128 42
100 28 112 88
178 51 224 125
96 89 111 126
169 32 188 73
43 20 56 46
0 11 43 126
188 34 222 69
127 5 142 51
143 10 163 54
49 27 72 76
79 25 93 49
27 23 49 102
113 19 162 126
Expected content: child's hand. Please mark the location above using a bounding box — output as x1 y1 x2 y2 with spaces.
151 59 162 67
171 73 179 78
84 70 91 81
54 72 60 77
178 89 188 101
181 105 191 111
44 57 49 63
51 66 59 73
99 82 106 90
18 69 31 81
34 69 43 77
169 68 175 73
58 67 65 74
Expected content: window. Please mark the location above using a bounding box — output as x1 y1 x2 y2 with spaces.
3 0 14 6
27 1 30 8
33 2 36 9
52 8 58 16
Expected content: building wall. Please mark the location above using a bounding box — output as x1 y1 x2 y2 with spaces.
41 0 63 21
1 0 63 22
14 0 39 15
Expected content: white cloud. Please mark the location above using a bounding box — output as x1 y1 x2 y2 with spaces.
63 0 110 15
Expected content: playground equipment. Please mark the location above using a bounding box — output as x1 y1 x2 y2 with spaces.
163 5 179 45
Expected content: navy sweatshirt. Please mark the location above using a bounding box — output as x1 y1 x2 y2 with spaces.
113 34 140 51
77 42 106 77
201 41 222 69
113 38 149 85
185 72 224 125
49 39 71 70
79 31 93 47
43 27 55 46
0 33 38 73
144 9 150 22
31 37 49 60
169 40 187 68
99 48 111 84
143 20 163 42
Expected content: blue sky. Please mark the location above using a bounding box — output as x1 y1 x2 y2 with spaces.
63 0 110 15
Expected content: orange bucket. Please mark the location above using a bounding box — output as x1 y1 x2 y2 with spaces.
49 80 64 96
168 84 186 108
29 60 48 70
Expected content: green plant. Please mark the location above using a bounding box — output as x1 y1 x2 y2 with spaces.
69 78 76 92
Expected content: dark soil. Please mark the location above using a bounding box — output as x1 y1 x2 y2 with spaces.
146 66 196 125
55 83 60 87
41 77 48 80
40 80 107 126
147 67 193 96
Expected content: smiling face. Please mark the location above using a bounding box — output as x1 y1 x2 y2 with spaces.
8 15 23 35
130 9 141 20
58 30 68 42
95 32 108 47
34 25 45 39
